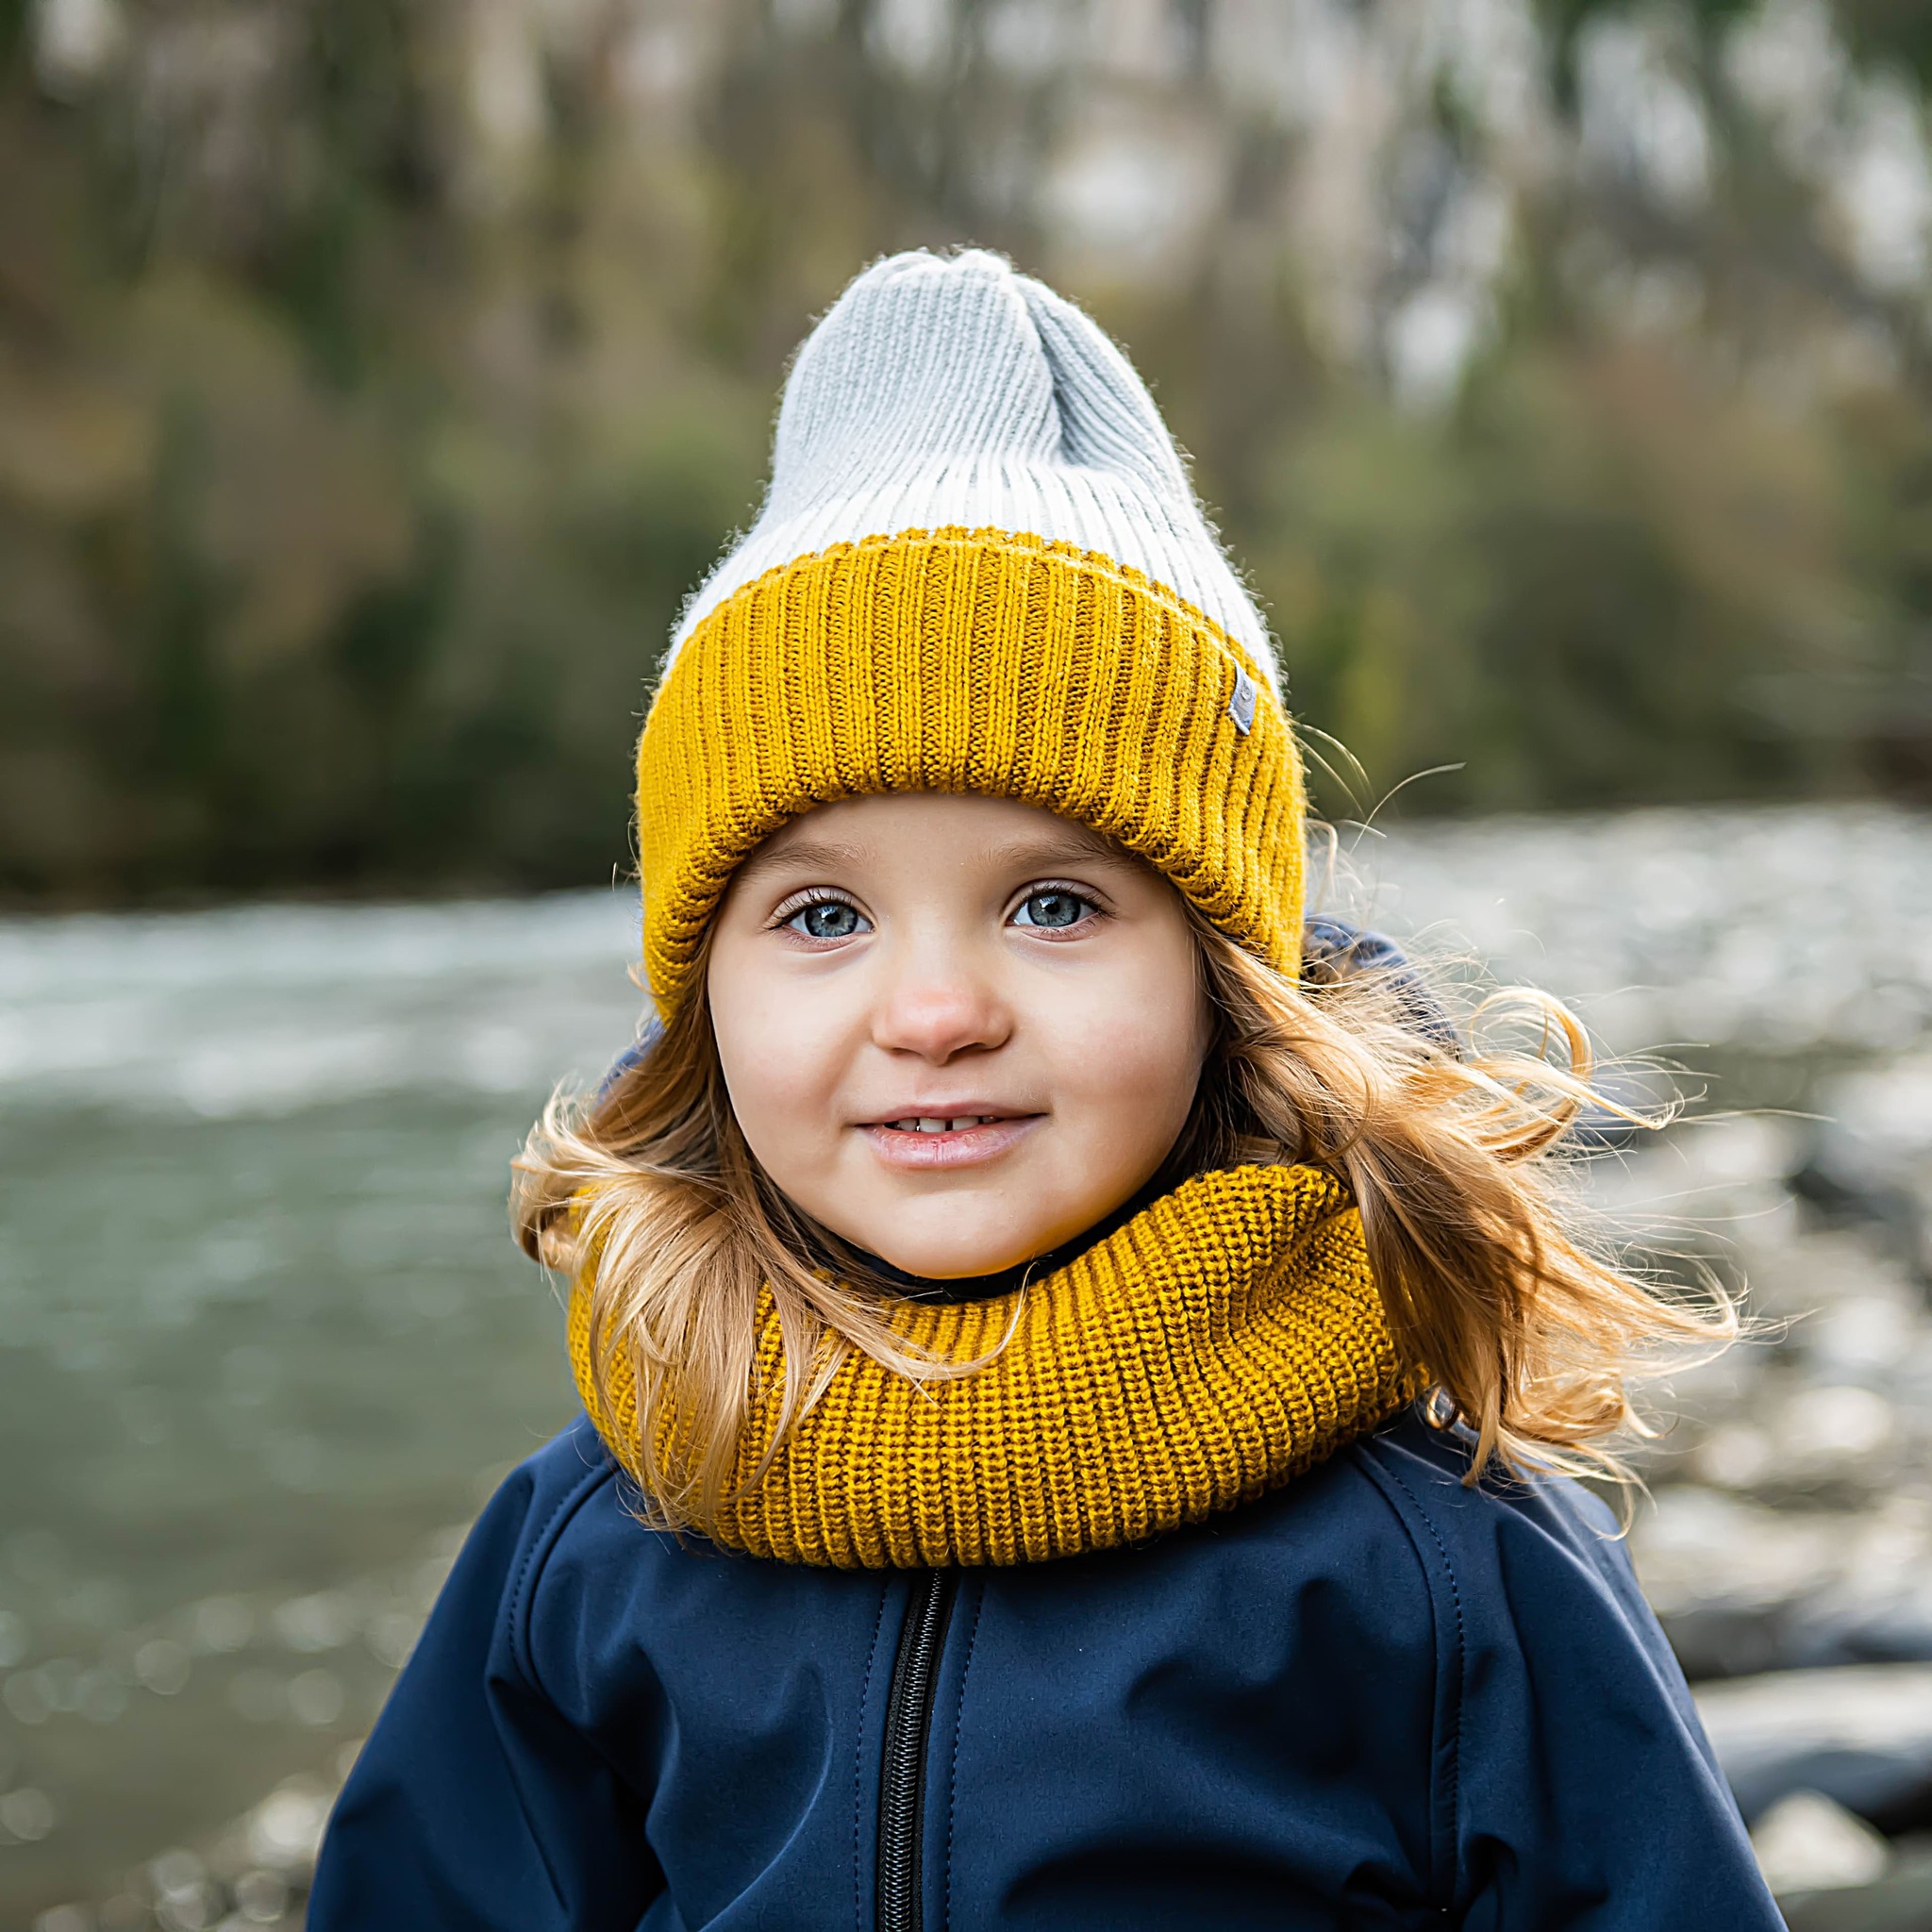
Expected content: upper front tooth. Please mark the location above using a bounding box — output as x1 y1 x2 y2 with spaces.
918 1117 946 1133
949 1117 978 1131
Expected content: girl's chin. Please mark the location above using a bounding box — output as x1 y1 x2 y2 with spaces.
841 1206 1098 1286
835 1191 1062 1284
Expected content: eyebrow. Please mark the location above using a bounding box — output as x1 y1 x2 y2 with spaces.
730 819 1140 889
989 826 1141 873
731 838 869 889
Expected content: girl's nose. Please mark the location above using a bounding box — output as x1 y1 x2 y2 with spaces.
869 958 1010 1064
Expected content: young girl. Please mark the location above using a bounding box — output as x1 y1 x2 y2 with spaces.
310 250 1783 1929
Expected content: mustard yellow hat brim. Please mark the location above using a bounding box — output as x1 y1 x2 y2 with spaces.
635 525 1305 1016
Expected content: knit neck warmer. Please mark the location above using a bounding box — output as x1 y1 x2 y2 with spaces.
568 1163 1421 1570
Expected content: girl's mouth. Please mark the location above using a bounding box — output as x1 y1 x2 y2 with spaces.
858 1113 1041 1170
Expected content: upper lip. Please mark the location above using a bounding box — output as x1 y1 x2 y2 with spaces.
858 1106 1032 1125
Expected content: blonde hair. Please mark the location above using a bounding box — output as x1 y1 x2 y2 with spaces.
513 900 1733 1535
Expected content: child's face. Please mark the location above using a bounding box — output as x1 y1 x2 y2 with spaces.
707 791 1212 1279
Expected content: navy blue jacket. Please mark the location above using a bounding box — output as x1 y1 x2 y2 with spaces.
310 1407 1781 1929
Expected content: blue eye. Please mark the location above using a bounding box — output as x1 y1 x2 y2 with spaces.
1012 890 1093 930
786 899 868 941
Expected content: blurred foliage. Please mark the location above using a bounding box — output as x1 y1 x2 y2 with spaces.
4 0 1932 899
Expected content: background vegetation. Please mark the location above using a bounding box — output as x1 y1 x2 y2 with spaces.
6 0 1932 901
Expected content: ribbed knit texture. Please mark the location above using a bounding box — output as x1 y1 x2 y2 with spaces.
638 524 1301 1016
569 1164 1421 1570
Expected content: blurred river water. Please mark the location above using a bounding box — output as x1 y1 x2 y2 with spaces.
0 896 638 1923
5 804 1932 1926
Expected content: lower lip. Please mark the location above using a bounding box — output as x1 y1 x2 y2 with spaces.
858 1117 1041 1171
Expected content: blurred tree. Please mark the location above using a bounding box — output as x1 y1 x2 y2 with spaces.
3 0 1932 900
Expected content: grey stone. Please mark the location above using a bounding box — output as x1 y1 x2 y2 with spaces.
1696 1667 1932 1826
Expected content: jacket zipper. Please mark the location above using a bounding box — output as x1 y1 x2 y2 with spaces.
875 1569 958 1932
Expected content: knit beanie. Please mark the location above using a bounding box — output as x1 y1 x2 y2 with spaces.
635 248 1304 1016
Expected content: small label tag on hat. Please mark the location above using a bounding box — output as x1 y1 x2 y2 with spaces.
1228 666 1257 735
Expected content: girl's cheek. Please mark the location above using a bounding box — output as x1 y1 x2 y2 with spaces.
1029 945 1205 1088
716 983 857 1146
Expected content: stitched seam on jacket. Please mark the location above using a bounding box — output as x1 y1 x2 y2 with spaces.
1374 1457 1466 1911
474 1434 625 1920
855 1582 892 1932
506 1431 623 1693
944 1585 986 1932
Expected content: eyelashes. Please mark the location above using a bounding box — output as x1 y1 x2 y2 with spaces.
1010 887 1102 931
766 881 1109 943
774 893 871 941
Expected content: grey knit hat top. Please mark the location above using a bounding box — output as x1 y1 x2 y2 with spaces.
670 249 1275 688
